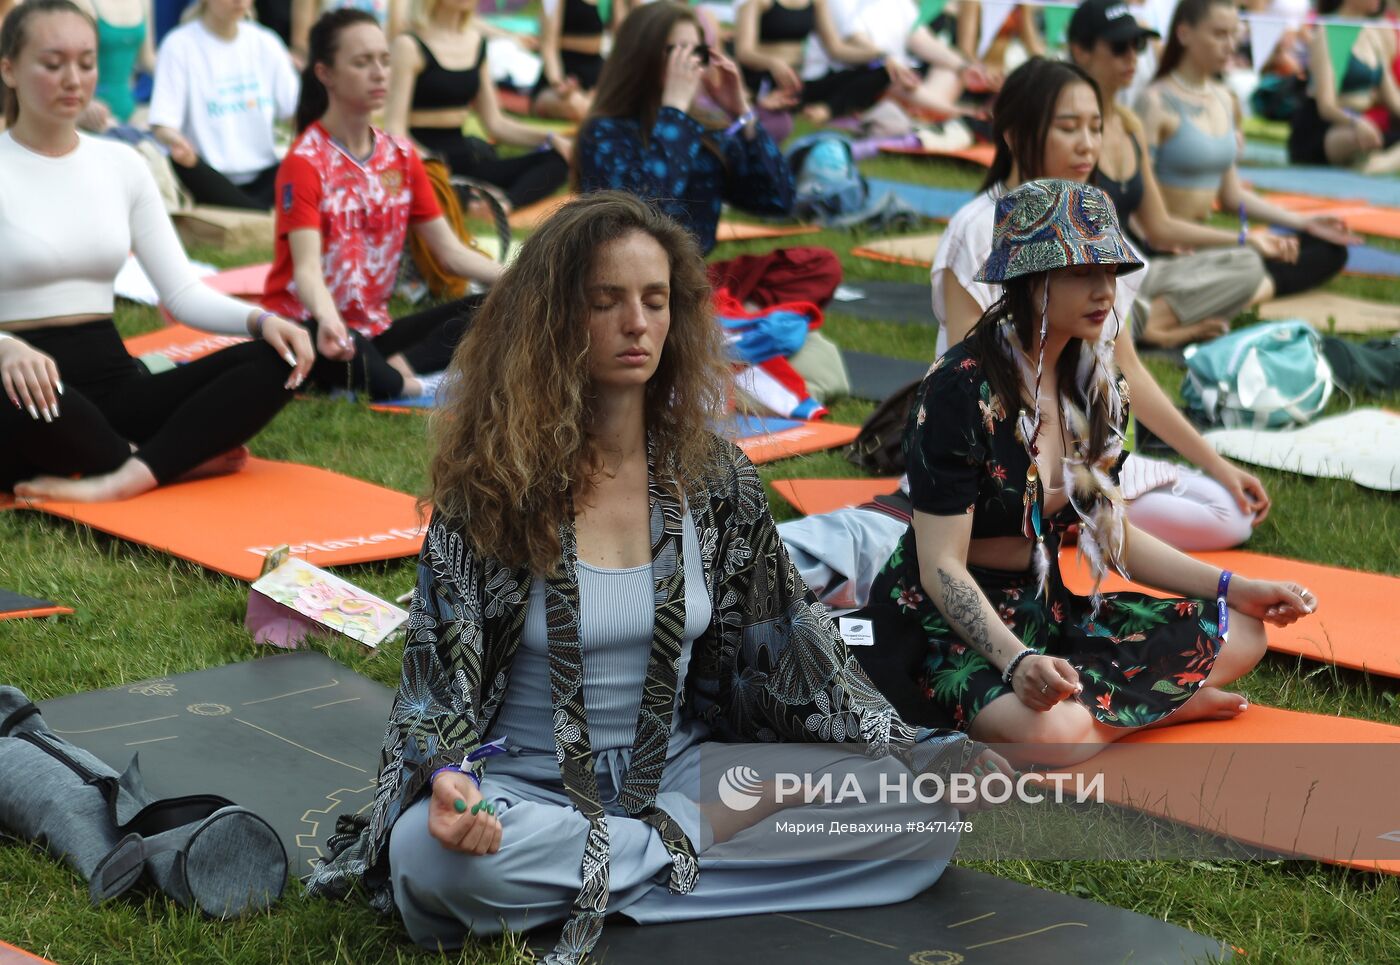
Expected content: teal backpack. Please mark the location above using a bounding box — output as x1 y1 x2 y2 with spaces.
1181 321 1334 429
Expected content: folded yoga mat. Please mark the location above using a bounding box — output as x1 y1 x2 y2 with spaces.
203 262 272 299
546 864 1231 963
9 458 424 582
1203 409 1400 492
507 193 819 241
879 141 997 167
1066 705 1400 876
0 589 73 621
1259 290 1400 334
829 281 936 326
36 652 394 876
724 414 860 465
123 323 249 364
770 478 1400 680
851 231 943 270
1240 164 1400 207
841 350 930 402
864 179 974 221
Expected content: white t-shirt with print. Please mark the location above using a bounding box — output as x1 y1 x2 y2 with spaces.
148 19 299 184
930 186 1146 357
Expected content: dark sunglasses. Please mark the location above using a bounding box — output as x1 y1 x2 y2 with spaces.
1109 35 1149 56
666 42 712 66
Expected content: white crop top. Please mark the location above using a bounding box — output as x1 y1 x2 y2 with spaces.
0 132 253 332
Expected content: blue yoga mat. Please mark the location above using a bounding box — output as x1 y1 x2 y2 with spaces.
1240 165 1400 206
865 179 974 221
1240 140 1289 167
1346 243 1400 278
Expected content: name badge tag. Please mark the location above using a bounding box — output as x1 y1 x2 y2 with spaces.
838 616 876 647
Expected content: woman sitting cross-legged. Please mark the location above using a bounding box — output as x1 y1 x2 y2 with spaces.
304 192 1000 965
382 0 571 214
578 2 841 310
872 179 1317 766
262 9 501 401
0 0 314 503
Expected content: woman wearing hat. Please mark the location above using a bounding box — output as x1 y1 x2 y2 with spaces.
1068 0 1297 349
934 57 1271 553
878 179 1316 766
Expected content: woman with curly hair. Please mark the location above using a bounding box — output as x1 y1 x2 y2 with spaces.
305 192 989 964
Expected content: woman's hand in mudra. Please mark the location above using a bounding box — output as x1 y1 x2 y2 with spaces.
428 772 502 855
1011 653 1082 712
1228 578 1316 628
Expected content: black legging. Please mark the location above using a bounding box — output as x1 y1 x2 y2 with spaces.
172 160 280 210
302 294 482 400
739 64 891 117
1262 233 1348 297
0 319 294 490
410 128 569 210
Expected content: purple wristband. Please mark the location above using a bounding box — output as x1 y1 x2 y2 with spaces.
430 764 481 789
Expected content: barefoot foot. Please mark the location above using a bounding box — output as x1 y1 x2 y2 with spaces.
1173 686 1249 723
14 456 158 503
176 446 250 483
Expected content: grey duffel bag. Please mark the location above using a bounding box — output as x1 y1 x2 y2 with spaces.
0 686 287 918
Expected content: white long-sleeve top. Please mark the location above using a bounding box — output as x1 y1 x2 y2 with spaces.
0 132 254 333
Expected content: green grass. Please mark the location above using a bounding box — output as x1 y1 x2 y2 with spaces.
4 152 1400 964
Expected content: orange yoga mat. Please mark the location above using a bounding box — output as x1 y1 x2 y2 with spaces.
204 262 272 298
851 232 941 270
770 477 900 515
880 142 997 167
769 477 1400 679
736 422 860 465
1261 192 1400 241
0 942 57 965
507 194 819 242
1067 704 1400 875
123 323 248 364
9 458 424 581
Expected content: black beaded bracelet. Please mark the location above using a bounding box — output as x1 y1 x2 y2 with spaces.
1001 648 1035 686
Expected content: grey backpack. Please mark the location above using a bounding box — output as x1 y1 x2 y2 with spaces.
0 686 287 918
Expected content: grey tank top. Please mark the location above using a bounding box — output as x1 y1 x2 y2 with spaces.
487 508 713 755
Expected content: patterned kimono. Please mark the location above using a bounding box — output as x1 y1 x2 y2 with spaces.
305 438 970 964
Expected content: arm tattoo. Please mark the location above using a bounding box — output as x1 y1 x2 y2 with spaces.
935 567 1001 662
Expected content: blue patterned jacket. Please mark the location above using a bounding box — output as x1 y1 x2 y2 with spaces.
577 107 795 254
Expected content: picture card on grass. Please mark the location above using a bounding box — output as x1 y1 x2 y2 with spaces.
248 554 407 649
851 232 942 270
15 458 424 582
1259 290 1400 334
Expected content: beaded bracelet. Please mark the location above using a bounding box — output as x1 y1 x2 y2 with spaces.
1216 570 1233 644
1001 648 1035 686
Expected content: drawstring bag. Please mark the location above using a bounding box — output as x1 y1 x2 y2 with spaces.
0 687 287 919
1181 320 1334 429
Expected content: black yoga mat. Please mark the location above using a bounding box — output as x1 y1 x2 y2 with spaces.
36 652 393 875
828 282 937 327
0 589 70 621
533 864 1232 964
842 350 930 402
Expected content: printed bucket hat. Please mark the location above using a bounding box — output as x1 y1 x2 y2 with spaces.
975 179 1144 284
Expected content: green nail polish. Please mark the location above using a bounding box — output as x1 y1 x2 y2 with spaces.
986 760 999 771
471 801 484 815
486 803 496 816
453 798 467 814
973 766 983 777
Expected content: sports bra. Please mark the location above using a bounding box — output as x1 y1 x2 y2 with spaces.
1097 129 1145 227
1152 86 1236 191
1339 52 1383 94
759 0 815 43
95 16 145 124
410 34 486 111
561 0 605 37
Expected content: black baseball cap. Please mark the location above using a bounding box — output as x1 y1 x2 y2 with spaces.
1067 0 1160 49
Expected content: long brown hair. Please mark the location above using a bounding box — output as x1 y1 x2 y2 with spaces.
0 0 94 126
295 8 379 133
427 192 730 575
1154 0 1233 79
982 58 1101 193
